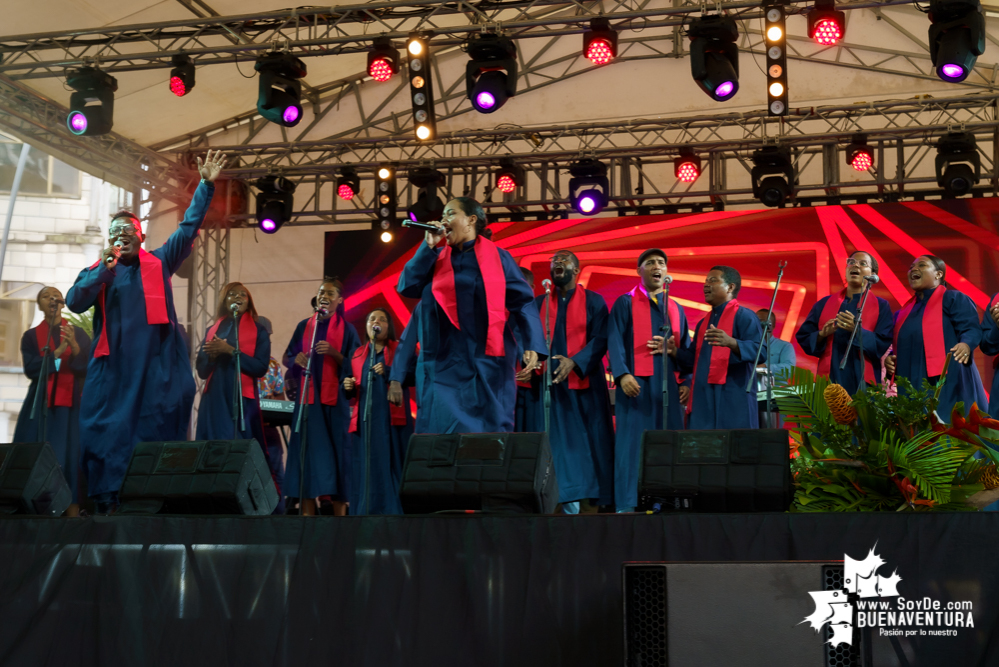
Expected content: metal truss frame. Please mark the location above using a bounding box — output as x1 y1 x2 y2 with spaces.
0 0 915 79
186 223 230 432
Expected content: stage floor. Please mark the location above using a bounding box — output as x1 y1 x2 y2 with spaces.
1 512 996 667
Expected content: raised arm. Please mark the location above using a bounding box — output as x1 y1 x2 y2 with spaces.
397 242 440 299
66 263 115 314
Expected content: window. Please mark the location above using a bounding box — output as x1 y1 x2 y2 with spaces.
0 136 81 198
0 299 33 368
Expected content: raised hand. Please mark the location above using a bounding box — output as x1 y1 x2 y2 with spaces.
197 149 228 183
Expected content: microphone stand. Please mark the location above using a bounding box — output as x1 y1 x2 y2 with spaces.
294 309 325 514
231 306 245 439
543 283 553 435
747 261 787 429
31 323 57 443
840 279 875 395
659 282 671 430
362 331 378 515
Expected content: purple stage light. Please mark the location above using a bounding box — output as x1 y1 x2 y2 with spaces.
282 105 301 125
68 112 88 134
409 211 418 222
940 64 965 80
260 219 277 233
578 196 597 214
715 81 735 100
475 91 496 111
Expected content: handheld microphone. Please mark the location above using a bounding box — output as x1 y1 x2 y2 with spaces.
105 240 123 266
863 274 880 284
541 279 552 293
402 219 445 233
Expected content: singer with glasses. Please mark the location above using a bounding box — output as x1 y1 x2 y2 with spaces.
195 283 271 446
396 197 545 434
885 255 987 423
282 277 360 516
343 308 413 515
67 149 227 514
13 286 91 516
608 249 691 513
795 251 893 390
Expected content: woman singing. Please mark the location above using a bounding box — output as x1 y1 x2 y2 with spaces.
344 308 413 515
885 255 987 421
396 197 546 433
195 282 271 445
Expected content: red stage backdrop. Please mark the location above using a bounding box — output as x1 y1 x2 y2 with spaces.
333 199 999 392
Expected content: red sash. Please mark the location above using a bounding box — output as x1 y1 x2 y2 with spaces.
303 314 345 405
893 286 947 377
34 319 74 407
543 285 590 390
631 285 680 378
91 249 169 357
991 293 999 370
816 290 879 383
348 340 408 432
203 315 258 400
688 300 740 413
431 236 507 357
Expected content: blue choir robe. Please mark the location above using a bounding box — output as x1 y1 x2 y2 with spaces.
389 302 427 434
396 239 546 434
894 286 987 422
677 303 764 430
608 292 692 510
979 294 999 418
348 345 414 515
513 331 544 434
66 181 214 497
795 292 894 389
533 288 615 505
282 315 360 499
13 324 91 502
195 317 271 446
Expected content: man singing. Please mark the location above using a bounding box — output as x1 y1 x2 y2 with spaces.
608 249 691 512
535 250 614 512
676 266 764 430
67 150 227 513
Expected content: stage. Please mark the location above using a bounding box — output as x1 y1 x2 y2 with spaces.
1 512 997 666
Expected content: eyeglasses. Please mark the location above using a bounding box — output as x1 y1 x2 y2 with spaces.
845 258 871 268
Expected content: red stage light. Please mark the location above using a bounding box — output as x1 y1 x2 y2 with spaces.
169 75 187 97
676 161 700 183
586 39 614 65
497 174 517 193
338 183 356 200
369 58 394 82
851 150 873 172
812 18 842 46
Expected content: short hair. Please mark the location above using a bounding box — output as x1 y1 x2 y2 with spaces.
519 266 535 289
851 250 879 275
710 265 742 297
637 248 668 267
554 249 580 269
36 286 60 306
756 308 776 327
366 307 397 341
110 209 143 238
452 197 491 239
215 282 258 321
319 276 346 316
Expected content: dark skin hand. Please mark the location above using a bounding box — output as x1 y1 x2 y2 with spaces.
388 380 404 406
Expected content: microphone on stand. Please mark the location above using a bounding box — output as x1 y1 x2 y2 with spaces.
542 279 552 294
230 302 240 316
371 323 382 341
863 274 880 284
663 275 673 285
401 220 445 233
314 306 329 317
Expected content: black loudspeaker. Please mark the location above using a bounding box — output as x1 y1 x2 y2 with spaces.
0 442 72 516
623 562 835 667
400 432 559 514
119 440 278 515
638 429 791 512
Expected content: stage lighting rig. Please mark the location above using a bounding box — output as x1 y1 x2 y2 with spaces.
254 176 296 234
764 4 789 116
568 159 610 215
496 159 524 194
846 135 874 172
375 164 398 238
169 54 195 97
466 33 518 114
337 168 360 201
368 36 400 83
254 52 307 127
808 0 845 46
583 17 618 65
66 67 117 136
688 16 740 102
407 167 446 223
929 0 985 83
407 32 437 141
935 132 980 196
751 146 794 207
674 149 702 183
